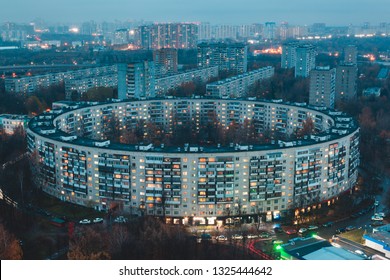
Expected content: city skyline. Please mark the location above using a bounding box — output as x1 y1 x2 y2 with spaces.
1 0 390 26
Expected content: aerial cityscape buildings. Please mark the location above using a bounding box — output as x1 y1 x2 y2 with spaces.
0 13 390 263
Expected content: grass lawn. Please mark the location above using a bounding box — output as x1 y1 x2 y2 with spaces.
33 191 104 220
339 228 366 244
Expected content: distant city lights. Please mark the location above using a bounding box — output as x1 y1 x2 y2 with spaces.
69 27 79 33
253 46 282 55
362 54 376 61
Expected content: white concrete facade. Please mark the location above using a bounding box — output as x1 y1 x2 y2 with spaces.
27 98 359 220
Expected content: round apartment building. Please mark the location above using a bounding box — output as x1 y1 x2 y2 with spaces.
27 97 359 224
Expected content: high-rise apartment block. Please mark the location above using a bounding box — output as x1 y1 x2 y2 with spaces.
264 22 276 40
113 29 130 45
197 42 248 74
281 42 316 77
309 66 336 109
344 45 358 65
335 64 358 103
197 23 264 41
137 23 198 50
118 61 156 99
295 45 316 77
153 48 178 78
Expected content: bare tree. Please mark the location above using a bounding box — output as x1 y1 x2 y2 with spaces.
67 226 111 260
109 224 129 258
0 223 23 260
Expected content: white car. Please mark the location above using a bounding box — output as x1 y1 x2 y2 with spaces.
247 234 258 239
232 234 243 240
93 217 103 223
371 215 383 221
79 219 91 224
308 225 318 231
298 228 308 234
216 235 228 241
355 250 368 259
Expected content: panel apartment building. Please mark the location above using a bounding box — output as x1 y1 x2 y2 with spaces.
118 61 156 99
118 62 219 99
5 65 118 99
281 42 316 77
335 64 358 103
137 23 198 50
206 66 275 99
153 48 178 78
155 66 219 96
309 66 336 109
197 42 248 74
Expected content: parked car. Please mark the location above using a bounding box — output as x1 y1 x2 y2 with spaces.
273 225 283 233
93 217 103 223
346 225 356 231
298 228 307 234
371 215 383 221
246 234 258 239
272 239 283 245
354 250 368 259
335 228 346 234
201 233 212 241
285 228 297 235
259 232 270 238
232 234 243 240
322 222 333 228
79 219 91 224
308 225 319 231
216 235 228 242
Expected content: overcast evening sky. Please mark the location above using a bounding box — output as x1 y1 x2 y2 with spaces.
1 0 389 26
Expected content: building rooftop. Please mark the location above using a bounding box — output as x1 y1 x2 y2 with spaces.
304 246 365 260
0 114 30 121
207 66 274 86
282 237 365 260
28 97 359 154
364 224 390 252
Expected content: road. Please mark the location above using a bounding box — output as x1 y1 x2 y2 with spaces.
0 152 29 207
1 152 28 170
333 236 384 257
